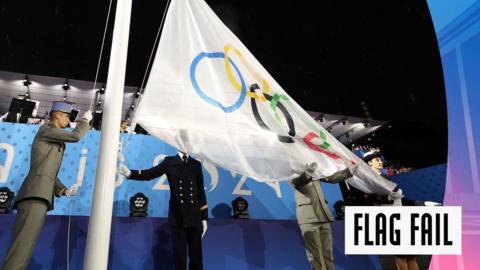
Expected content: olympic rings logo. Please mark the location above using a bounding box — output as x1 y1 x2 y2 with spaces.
189 44 351 163
190 51 246 112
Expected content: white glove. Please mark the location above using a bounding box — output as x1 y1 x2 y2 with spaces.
304 162 318 178
201 220 208 239
117 163 131 177
424 201 442 206
82 110 93 122
65 184 79 197
388 188 404 201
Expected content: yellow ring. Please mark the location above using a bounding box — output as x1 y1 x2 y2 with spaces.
224 44 269 101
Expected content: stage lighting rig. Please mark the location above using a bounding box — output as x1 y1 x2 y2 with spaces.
231 197 249 219
129 192 149 217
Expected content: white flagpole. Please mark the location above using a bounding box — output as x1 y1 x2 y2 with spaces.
83 0 132 269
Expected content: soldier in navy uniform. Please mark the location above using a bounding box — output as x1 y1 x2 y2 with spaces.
118 151 208 270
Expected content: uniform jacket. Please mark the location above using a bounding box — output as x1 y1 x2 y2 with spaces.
15 121 90 211
292 168 353 225
129 154 208 227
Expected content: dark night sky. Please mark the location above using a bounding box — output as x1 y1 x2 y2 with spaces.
0 0 447 168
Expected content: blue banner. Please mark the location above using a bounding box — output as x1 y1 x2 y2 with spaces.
0 122 343 220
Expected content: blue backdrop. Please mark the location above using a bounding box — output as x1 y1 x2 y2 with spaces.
391 164 446 203
0 122 342 220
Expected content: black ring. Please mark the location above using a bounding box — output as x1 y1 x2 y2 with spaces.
250 90 296 143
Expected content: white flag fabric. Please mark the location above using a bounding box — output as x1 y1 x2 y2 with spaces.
133 0 397 195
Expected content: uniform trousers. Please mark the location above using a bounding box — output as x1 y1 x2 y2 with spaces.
170 226 203 270
1 200 48 270
299 222 334 270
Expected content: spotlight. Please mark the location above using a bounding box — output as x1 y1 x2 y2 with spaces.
99 85 106 95
23 77 32 87
23 75 32 99
333 200 345 220
134 90 141 98
130 104 135 109
0 187 14 214
231 197 249 219
129 192 149 217
316 114 324 122
62 80 70 91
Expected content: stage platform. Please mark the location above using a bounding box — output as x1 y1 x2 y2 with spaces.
0 215 383 270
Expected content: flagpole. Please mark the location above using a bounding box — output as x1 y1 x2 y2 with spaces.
83 0 132 269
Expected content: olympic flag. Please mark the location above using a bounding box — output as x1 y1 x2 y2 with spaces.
133 0 397 195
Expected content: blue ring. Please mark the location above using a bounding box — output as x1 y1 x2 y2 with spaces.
190 52 246 113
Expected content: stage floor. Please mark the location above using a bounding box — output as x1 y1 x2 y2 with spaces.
0 214 382 269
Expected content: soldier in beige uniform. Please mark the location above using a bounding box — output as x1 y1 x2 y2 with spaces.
1 101 92 270
292 163 356 270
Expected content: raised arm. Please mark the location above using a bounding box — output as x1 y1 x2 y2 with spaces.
321 168 353 184
291 162 317 188
128 159 168 181
291 173 313 188
40 121 90 143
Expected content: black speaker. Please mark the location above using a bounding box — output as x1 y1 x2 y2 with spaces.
134 124 149 135
69 109 79 122
0 187 14 214
129 192 149 217
92 111 103 130
6 98 36 123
